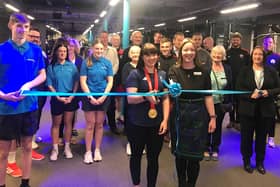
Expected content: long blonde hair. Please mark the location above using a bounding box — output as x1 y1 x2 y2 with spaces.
86 39 103 67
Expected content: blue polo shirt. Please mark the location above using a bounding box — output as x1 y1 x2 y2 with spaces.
126 69 167 127
46 61 79 92
0 39 45 114
80 56 113 93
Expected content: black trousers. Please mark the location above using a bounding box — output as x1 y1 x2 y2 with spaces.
37 96 47 131
267 122 275 137
267 102 278 137
175 156 200 187
127 124 163 187
106 96 117 130
206 104 225 153
240 114 273 164
230 96 239 123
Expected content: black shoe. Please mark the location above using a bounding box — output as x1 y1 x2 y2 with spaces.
72 129 78 136
226 122 234 128
233 123 241 131
256 164 266 175
243 163 254 173
110 127 121 135
20 184 30 187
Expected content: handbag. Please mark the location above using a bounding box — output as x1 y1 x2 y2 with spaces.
212 70 233 113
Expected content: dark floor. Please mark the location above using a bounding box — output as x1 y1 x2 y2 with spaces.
6 100 280 187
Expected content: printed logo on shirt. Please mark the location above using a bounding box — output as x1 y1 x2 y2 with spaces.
270 59 276 64
26 58 35 63
239 54 244 59
193 72 202 76
100 65 107 70
142 77 147 80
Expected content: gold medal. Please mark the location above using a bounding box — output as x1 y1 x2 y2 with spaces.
148 108 158 119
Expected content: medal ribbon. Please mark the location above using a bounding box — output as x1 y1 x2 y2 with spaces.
144 67 158 110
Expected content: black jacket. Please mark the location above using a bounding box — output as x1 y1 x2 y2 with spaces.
226 47 250 87
236 65 280 117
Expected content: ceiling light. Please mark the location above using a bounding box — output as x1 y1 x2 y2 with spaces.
177 16 197 23
154 23 166 27
27 15 35 20
129 29 134 32
137 27 145 30
94 19 100 24
100 10 107 18
5 3 20 12
220 3 260 14
83 28 90 36
109 0 120 7
46 25 61 35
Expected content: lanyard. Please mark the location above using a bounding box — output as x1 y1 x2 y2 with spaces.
144 67 158 110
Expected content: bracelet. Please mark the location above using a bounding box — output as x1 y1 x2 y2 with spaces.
209 115 217 118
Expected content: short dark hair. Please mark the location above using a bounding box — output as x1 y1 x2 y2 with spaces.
263 35 274 43
173 32 184 39
192 32 203 37
30 27 40 33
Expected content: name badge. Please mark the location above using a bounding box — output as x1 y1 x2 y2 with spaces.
193 72 202 76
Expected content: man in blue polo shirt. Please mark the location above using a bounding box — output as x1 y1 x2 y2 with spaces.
0 13 46 187
263 35 280 148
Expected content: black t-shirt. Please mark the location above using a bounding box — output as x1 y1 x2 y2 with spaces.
122 62 136 86
158 54 177 74
226 47 250 87
126 68 167 127
168 65 211 99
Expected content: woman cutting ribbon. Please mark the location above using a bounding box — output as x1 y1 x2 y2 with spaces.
169 39 216 187
126 43 170 187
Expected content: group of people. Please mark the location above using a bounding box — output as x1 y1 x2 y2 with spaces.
0 12 280 187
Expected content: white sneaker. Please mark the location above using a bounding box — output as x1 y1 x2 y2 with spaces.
126 143 131 156
64 147 73 159
142 149 146 155
32 141 39 149
268 137 276 148
93 149 102 162
84 151 93 164
50 149 58 161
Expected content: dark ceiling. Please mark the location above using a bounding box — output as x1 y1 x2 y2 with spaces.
0 0 279 36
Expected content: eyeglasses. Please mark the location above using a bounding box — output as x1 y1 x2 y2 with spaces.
28 35 40 39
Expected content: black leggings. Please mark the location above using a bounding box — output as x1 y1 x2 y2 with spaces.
175 157 200 187
127 124 164 187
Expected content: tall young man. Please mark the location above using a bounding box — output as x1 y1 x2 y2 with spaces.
0 13 46 187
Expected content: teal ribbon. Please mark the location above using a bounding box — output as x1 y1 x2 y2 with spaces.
21 77 250 97
21 90 169 97
181 90 250 94
21 89 250 97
